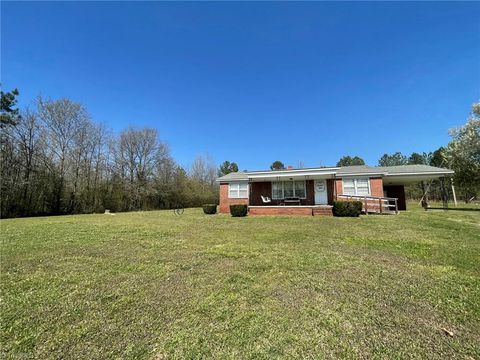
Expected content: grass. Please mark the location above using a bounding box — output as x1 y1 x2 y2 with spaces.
1 204 479 359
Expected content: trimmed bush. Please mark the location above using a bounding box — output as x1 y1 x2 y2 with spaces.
333 201 363 217
203 204 217 215
230 204 248 217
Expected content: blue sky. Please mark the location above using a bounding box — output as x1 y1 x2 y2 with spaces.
2 2 479 170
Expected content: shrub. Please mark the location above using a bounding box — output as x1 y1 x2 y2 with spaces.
94 205 106 214
333 201 363 217
230 204 248 217
203 204 217 215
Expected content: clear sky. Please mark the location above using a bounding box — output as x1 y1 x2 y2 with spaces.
2 1 479 170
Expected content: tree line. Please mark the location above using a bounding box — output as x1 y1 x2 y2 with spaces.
2 89 478 218
1 91 218 218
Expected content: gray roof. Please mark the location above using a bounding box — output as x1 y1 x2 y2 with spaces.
216 171 249 181
216 165 453 182
336 165 385 175
378 164 454 174
337 164 454 175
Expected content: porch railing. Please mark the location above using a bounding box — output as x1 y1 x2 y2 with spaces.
337 194 399 215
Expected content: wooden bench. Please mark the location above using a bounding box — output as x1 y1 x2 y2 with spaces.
283 198 301 206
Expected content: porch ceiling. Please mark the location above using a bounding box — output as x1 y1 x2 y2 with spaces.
383 173 453 185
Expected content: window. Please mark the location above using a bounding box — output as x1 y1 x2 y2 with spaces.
355 179 370 196
343 179 356 195
284 181 294 198
228 182 249 198
272 182 283 199
294 181 306 198
271 181 306 199
342 178 370 196
239 183 248 198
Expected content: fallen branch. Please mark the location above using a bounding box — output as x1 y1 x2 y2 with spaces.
441 327 454 337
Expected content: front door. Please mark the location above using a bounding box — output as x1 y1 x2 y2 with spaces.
314 180 328 204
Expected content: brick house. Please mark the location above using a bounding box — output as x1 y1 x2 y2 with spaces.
216 165 454 216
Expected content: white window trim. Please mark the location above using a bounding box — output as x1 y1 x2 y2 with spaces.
342 178 371 196
228 182 249 199
271 181 307 200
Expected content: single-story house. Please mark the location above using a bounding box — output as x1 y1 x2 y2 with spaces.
216 165 454 216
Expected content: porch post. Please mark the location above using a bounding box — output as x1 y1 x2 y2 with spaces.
451 177 457 207
333 175 337 201
248 181 252 207
420 181 428 210
440 177 448 209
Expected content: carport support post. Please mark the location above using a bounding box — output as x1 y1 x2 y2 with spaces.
420 181 428 210
440 177 448 209
451 177 457 207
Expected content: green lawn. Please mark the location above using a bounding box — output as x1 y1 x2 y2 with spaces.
1 205 479 359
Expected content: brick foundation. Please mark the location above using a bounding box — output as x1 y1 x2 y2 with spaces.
248 206 333 216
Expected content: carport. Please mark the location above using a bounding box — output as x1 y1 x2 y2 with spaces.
381 166 455 210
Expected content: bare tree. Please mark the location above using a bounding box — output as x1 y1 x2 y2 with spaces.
14 109 42 212
37 97 91 213
191 154 216 186
111 127 163 209
1 95 219 218
0 121 21 215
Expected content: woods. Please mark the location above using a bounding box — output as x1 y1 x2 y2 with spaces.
1 94 218 218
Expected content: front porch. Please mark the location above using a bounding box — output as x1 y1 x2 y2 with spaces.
248 205 333 216
247 177 399 216
249 179 334 207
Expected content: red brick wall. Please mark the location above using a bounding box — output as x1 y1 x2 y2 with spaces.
334 179 343 199
249 206 333 216
369 177 384 197
219 183 249 214
249 207 313 216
